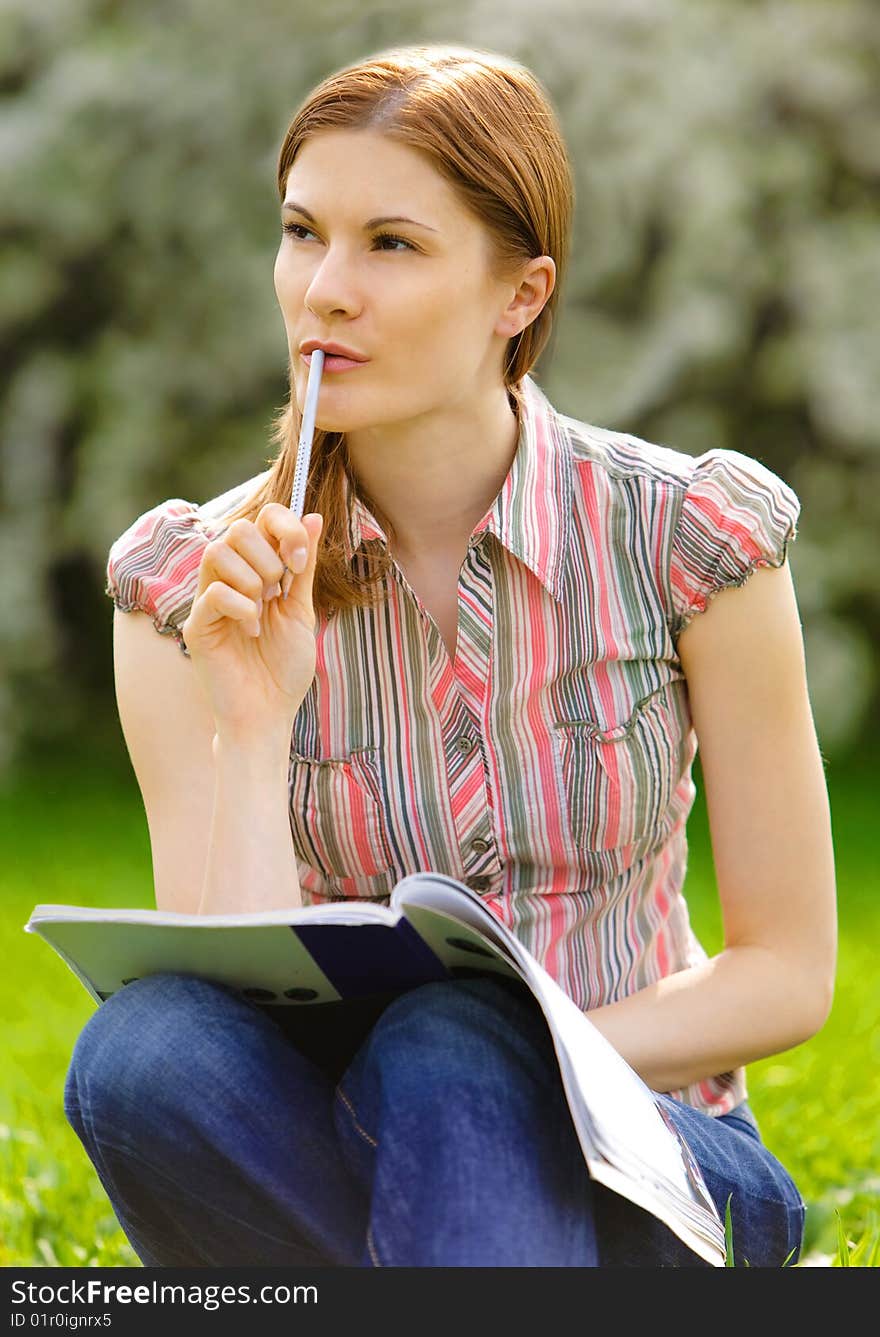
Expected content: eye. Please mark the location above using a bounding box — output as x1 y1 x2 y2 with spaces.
373 233 415 253
281 222 316 242
280 221 416 253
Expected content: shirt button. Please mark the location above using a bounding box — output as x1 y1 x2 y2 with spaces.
470 838 490 854
466 876 491 893
457 737 474 753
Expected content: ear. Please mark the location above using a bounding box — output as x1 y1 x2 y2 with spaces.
495 255 556 339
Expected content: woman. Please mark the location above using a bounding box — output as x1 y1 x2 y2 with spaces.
64 43 836 1267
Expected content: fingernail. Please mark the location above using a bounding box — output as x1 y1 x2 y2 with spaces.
291 548 307 574
267 581 282 599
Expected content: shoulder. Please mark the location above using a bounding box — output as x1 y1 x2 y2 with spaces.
557 407 799 512
555 410 695 491
105 469 271 654
552 409 801 643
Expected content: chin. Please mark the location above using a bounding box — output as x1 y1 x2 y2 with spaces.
311 414 349 434
309 405 369 435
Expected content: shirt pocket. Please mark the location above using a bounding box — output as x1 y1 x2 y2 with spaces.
552 681 680 856
288 746 397 899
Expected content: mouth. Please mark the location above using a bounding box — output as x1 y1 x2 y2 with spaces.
300 351 369 373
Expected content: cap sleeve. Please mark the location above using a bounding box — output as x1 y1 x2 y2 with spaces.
669 448 801 643
105 499 211 657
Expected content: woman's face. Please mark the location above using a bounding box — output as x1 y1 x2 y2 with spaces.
273 128 528 434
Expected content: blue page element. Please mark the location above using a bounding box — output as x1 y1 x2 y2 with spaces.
292 918 450 998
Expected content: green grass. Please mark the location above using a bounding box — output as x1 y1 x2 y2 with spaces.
1 737 877 1266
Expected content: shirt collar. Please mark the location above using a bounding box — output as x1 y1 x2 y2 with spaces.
340 373 573 603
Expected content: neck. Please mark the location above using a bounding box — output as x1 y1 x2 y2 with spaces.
345 383 521 561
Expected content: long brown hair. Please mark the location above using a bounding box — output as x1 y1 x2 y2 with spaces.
222 43 574 620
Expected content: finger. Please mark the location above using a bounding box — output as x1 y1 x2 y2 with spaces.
196 580 263 637
198 540 267 604
223 517 288 589
255 503 312 570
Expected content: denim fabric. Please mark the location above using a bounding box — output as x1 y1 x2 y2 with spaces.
63 971 805 1267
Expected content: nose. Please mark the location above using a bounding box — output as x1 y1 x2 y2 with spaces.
303 247 362 322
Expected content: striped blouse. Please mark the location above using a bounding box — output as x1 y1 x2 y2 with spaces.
105 372 801 1117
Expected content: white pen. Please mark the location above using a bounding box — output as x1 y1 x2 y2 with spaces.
291 347 325 517
282 348 324 598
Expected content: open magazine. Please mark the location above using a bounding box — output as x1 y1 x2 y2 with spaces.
25 871 726 1265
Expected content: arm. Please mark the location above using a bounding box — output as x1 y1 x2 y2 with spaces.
113 608 303 914
203 729 303 914
584 559 837 1092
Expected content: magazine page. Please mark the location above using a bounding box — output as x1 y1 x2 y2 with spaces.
23 902 403 1006
526 968 725 1265
394 874 724 1263
581 1157 724 1266
397 904 522 985
25 901 401 929
24 897 522 1011
25 919 353 1005
393 900 723 1256
391 873 522 963
470 913 724 1244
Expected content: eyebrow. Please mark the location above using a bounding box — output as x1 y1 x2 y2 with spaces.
281 200 438 232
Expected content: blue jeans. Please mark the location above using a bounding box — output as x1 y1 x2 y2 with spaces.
63 972 805 1267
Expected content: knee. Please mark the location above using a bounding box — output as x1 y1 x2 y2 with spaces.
63 972 242 1133
369 980 483 1052
360 977 548 1092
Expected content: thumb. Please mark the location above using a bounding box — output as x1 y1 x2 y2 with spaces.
302 512 324 574
282 512 323 603
302 511 324 550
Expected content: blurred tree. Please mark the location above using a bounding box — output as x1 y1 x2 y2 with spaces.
0 0 877 780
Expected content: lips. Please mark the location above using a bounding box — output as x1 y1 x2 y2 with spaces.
302 353 367 374
299 340 368 361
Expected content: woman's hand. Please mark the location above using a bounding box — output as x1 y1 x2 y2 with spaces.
180 505 324 740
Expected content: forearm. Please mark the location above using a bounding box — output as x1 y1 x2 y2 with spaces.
585 945 827 1093
198 729 302 914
